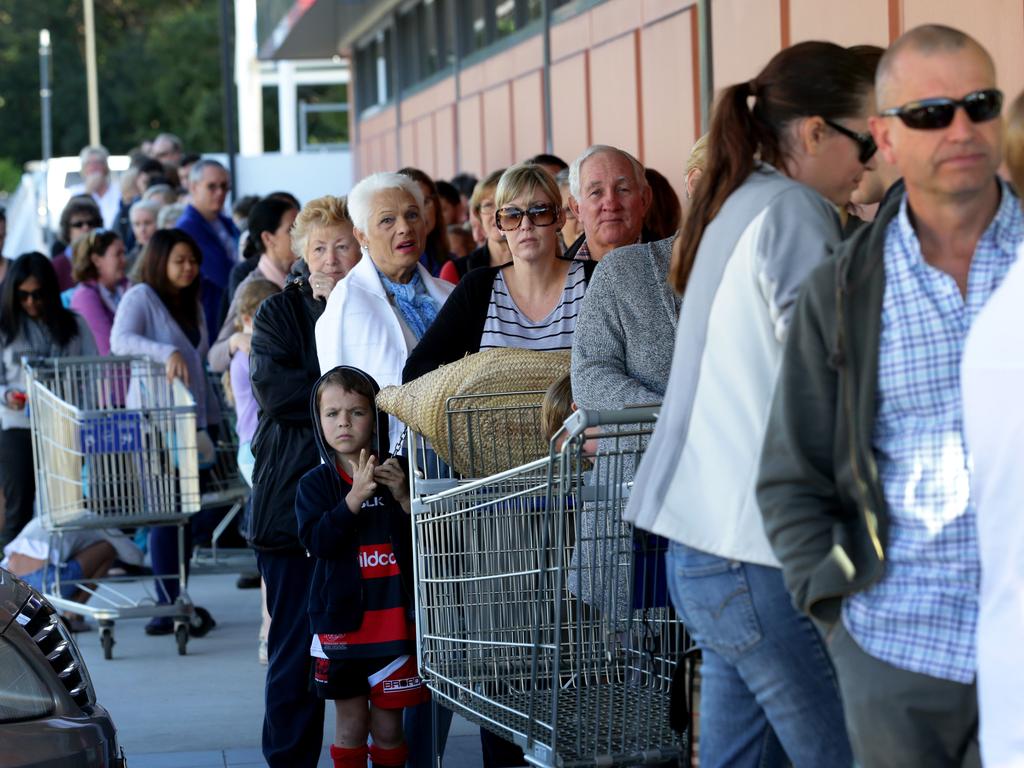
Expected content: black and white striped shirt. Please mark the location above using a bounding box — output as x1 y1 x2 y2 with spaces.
479 260 587 351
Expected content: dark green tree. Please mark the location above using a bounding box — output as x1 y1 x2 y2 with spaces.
0 0 229 191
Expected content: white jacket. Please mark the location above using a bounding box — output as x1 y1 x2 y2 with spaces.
314 253 453 450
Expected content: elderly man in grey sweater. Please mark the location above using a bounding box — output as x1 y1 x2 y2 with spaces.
568 234 680 612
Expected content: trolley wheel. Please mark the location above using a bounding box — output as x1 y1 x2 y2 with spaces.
175 624 188 656
100 627 115 660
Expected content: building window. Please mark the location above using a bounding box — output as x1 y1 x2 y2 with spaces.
396 0 455 93
458 0 544 55
355 28 394 112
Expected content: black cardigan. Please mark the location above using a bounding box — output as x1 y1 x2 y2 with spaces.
402 259 596 383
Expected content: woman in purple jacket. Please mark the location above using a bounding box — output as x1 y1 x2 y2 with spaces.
110 228 220 635
70 229 128 355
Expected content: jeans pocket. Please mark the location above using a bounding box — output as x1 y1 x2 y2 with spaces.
668 545 762 660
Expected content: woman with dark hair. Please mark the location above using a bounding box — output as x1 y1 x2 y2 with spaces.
438 169 511 283
111 228 221 635
642 167 682 241
70 229 128 355
0 253 97 548
54 196 104 290
626 41 877 767
398 167 452 277
207 197 298 373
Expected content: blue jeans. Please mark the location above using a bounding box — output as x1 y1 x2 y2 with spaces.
666 542 852 768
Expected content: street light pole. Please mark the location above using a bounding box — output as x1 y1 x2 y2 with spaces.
39 29 53 249
83 0 100 145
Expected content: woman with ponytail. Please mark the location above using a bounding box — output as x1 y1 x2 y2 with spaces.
207 197 298 373
625 41 876 767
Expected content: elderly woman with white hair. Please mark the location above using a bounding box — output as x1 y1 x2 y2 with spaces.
315 171 454 450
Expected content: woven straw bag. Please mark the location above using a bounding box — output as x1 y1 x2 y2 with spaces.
377 348 570 476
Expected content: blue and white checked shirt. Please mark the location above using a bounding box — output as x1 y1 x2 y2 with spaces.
843 184 1024 683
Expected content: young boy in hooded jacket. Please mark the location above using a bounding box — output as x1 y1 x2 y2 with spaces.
294 365 428 768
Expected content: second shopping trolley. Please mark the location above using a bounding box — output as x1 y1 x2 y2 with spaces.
411 405 692 767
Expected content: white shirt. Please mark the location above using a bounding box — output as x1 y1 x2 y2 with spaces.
962 239 1024 768
68 179 122 229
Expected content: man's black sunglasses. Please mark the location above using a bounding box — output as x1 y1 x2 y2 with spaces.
880 88 1003 130
823 119 877 165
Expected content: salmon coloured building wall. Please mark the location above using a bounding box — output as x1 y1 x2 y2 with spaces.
351 0 1024 199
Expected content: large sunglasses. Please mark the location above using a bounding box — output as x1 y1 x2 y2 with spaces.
17 289 44 302
495 203 558 232
823 119 877 165
70 218 102 230
880 88 1003 130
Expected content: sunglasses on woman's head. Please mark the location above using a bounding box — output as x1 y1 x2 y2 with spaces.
823 119 877 165
880 88 1003 130
495 203 559 232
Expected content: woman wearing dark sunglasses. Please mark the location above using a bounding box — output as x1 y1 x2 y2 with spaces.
626 41 878 768
403 162 598 384
53 195 104 291
0 252 97 549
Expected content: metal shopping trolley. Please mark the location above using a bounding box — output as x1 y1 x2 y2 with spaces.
410 405 694 767
24 355 202 658
190 369 255 574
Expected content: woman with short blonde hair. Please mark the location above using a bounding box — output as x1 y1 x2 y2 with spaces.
404 161 599 382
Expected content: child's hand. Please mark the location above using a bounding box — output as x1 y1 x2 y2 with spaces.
345 449 377 514
374 458 408 502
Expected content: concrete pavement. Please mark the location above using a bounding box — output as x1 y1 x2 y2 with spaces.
75 570 483 767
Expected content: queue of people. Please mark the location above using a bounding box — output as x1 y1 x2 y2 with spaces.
4 21 1024 768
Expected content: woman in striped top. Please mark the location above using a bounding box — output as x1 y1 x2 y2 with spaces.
403 163 596 382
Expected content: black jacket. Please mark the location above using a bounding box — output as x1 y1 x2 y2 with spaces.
294 367 413 635
756 189 902 625
402 259 597 383
247 261 325 552
447 243 508 281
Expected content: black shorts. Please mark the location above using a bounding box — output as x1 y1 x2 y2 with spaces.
312 654 430 707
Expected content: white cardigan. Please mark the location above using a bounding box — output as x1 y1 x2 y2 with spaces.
314 254 453 450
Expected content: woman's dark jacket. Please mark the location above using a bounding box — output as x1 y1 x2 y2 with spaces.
294 367 413 633
447 243 505 281
247 260 324 552
402 259 597 383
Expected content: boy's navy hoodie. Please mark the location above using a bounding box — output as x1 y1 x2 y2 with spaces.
294 366 414 652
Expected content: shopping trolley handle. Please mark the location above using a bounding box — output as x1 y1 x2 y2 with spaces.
560 406 660 439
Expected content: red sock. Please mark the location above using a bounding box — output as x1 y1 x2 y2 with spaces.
369 741 408 767
331 743 368 768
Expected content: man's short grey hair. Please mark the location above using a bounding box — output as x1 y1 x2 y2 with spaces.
79 144 109 166
568 145 647 199
129 199 161 220
188 158 227 185
154 132 183 152
347 172 425 233
876 24 993 108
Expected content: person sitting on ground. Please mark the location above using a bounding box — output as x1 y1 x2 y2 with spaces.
2 516 143 631
295 366 428 768
69 229 129 355
438 169 512 283
564 145 653 261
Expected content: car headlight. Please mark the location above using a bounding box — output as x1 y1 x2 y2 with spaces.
0 636 55 722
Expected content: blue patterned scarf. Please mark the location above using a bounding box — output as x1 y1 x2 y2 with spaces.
377 268 440 340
